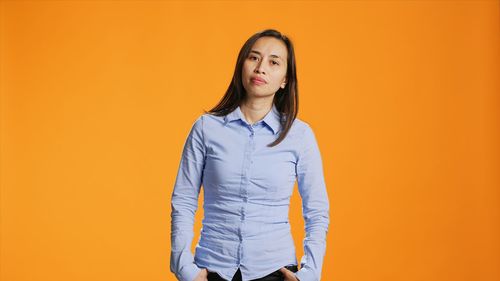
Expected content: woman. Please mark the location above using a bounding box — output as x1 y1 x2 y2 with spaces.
170 29 330 281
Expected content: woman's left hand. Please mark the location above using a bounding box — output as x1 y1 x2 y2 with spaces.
279 267 300 281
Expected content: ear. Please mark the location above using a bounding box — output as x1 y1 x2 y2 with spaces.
281 77 287 89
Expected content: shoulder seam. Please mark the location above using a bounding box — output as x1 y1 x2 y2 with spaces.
200 115 206 153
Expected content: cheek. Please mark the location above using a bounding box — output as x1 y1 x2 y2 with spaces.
272 73 286 87
272 68 286 81
242 65 252 79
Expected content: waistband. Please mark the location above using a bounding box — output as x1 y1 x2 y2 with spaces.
282 265 298 273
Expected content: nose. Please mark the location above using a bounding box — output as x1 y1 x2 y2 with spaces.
254 61 266 75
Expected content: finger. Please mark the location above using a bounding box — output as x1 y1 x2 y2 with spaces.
281 270 291 278
281 268 298 281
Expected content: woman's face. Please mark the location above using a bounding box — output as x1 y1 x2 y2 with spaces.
242 36 288 99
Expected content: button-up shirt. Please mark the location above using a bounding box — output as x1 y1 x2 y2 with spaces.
170 103 330 281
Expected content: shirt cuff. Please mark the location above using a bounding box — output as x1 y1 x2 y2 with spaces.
177 263 202 281
294 267 316 281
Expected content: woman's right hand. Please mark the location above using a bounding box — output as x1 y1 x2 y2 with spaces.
193 268 209 281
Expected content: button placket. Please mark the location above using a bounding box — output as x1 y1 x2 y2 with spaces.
240 124 254 262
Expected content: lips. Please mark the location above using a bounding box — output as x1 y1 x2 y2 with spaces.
251 77 267 85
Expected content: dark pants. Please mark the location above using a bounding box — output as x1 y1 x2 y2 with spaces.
207 265 298 281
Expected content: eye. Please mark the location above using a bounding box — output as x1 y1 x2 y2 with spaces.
249 55 258 60
271 60 279 65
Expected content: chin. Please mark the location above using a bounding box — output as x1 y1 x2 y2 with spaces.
247 92 275 99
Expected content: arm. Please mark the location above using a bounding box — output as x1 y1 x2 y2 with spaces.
170 115 206 281
294 124 330 281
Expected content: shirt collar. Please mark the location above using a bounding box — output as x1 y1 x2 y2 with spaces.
224 103 282 135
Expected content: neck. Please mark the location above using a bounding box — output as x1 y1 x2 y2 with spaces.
240 97 274 125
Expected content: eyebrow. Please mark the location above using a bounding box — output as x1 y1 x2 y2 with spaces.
249 50 284 61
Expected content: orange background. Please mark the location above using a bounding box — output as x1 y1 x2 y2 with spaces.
1 1 499 281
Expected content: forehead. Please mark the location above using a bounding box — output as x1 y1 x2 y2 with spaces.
250 37 288 60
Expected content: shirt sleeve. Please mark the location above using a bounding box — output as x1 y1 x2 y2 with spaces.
170 115 206 281
294 124 330 281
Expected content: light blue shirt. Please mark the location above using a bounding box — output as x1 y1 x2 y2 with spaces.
170 103 330 281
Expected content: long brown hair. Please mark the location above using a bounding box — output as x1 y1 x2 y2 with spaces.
203 28 299 147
